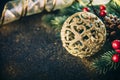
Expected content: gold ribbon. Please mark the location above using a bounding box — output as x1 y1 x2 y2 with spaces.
0 5 7 27
21 0 28 18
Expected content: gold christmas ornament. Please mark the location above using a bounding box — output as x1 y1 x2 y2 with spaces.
61 12 106 58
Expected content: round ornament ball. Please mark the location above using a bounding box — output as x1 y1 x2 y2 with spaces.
112 40 120 50
112 54 120 63
61 12 106 58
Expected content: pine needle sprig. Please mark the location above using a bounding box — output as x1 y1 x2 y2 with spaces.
42 2 83 32
106 0 120 17
51 16 68 31
60 2 83 15
93 50 120 74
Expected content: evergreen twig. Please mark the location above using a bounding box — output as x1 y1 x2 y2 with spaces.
93 50 120 74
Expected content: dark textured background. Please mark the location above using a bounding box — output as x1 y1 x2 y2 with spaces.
0 0 120 80
0 13 91 80
0 1 89 80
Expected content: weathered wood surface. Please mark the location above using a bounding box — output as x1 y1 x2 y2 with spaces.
0 13 120 80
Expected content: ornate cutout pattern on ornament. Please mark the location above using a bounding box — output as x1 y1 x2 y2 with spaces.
61 12 106 58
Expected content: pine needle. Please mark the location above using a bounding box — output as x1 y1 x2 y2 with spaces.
93 50 120 74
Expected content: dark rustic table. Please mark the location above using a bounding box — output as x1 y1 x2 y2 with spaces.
0 14 92 80
0 1 120 79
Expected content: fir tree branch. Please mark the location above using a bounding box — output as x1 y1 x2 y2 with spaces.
93 50 120 74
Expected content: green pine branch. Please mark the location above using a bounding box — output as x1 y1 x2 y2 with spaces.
42 2 83 32
59 2 83 15
51 16 68 31
93 50 120 74
106 0 120 17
